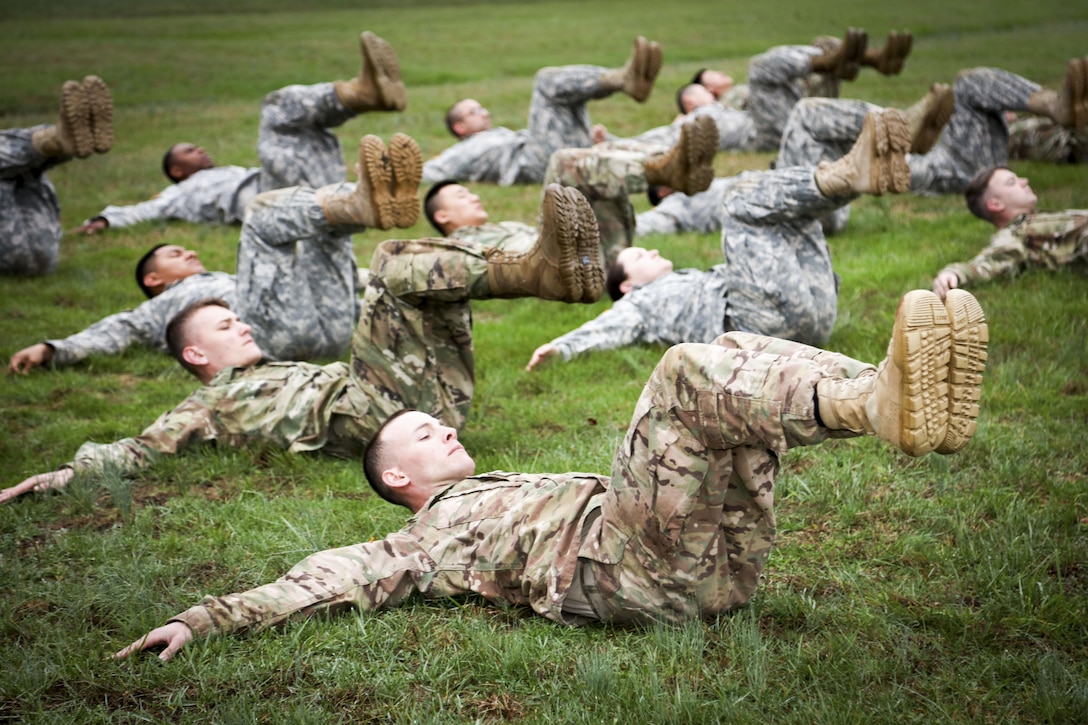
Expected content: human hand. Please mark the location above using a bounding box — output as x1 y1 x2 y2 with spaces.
8 343 54 375
74 218 109 235
592 124 608 145
932 271 960 299
0 469 74 504
526 343 558 371
114 622 194 662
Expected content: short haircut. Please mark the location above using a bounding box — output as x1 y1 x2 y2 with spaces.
691 69 708 86
161 144 183 183
445 100 466 138
964 165 1006 223
165 297 231 378
676 83 697 115
605 257 628 302
135 243 168 298
647 185 667 207
363 408 416 507
424 179 461 235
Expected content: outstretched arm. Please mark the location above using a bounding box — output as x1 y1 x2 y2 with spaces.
525 343 560 371
74 218 109 235
0 469 75 505
8 343 54 375
114 622 193 662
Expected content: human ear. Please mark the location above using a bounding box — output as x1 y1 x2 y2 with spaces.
381 467 411 490
180 345 207 367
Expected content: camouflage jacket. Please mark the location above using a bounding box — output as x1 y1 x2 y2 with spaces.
938 210 1088 289
636 177 735 237
94 166 261 228
450 220 537 255
45 272 237 366
171 471 610 637
71 360 377 476
422 128 547 187
548 269 729 360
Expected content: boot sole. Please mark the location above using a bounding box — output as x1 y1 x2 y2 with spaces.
82 75 113 154
682 115 717 195
890 290 951 456
911 83 954 154
359 135 395 230
361 31 407 112
59 80 93 158
540 184 584 302
626 37 662 103
569 189 603 303
387 133 421 228
936 289 988 454
870 109 911 194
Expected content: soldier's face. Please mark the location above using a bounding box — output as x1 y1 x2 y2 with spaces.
380 411 476 489
434 184 488 231
617 247 673 292
699 70 734 98
453 99 491 138
986 168 1037 216
169 143 214 181
149 245 207 287
186 305 263 375
682 84 715 113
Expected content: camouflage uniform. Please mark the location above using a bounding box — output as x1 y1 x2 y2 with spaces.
550 166 845 358
0 126 64 276
93 83 354 228
616 44 832 153
1008 115 1088 164
38 182 368 366
636 177 737 237
165 332 874 635
421 65 623 186
69 237 493 476
936 210 1088 289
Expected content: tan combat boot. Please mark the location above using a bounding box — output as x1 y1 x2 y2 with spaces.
387 132 422 228
317 135 393 230
810 27 868 81
32 79 92 159
82 75 113 154
643 115 718 195
903 82 954 154
601 36 662 103
936 289 988 454
485 184 603 303
334 31 407 112
814 109 911 197
862 30 913 76
1027 56 1088 130
816 290 952 457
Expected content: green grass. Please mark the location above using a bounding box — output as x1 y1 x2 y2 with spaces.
2 1 1088 722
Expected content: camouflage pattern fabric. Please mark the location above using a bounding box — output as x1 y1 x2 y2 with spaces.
421 65 619 186
449 220 539 256
936 210 1088 289
0 126 64 276
636 177 739 237
1008 115 1088 164
95 83 354 229
545 145 660 266
165 334 872 636
70 236 493 476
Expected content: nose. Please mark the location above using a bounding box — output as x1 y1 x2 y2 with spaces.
442 426 457 442
238 321 252 335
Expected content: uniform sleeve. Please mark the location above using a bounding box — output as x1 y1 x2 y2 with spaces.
95 191 175 229
635 207 681 237
936 229 1029 290
70 393 220 477
422 143 477 184
45 299 169 366
168 535 433 637
549 300 649 360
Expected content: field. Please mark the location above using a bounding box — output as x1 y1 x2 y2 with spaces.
1 1 1087 722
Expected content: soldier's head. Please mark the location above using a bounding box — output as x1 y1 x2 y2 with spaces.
166 298 263 383
424 180 489 235
136 244 208 298
692 68 734 99
965 165 1037 228
162 142 214 183
445 98 492 139
364 410 475 512
606 246 674 301
646 185 675 207
676 83 715 114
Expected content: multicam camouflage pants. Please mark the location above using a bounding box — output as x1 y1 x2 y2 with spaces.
582 331 872 623
1008 115 1088 164
545 145 663 266
0 126 63 276
257 82 355 192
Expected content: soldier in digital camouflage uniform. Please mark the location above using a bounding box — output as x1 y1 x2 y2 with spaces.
932 165 1087 299
114 287 989 661
526 109 914 372
424 117 718 269
606 29 912 154
1 184 605 505
420 37 663 187
776 58 1088 234
0 76 112 276
6 134 422 374
1007 114 1088 165
75 31 406 236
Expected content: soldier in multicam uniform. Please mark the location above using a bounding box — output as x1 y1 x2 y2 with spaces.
932 165 1087 298
74 32 406 236
0 184 605 505
7 134 422 374
603 29 912 154
420 37 663 186
1007 114 1088 165
526 110 913 372
776 57 1088 234
425 117 718 269
0 76 112 276
113 286 989 662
